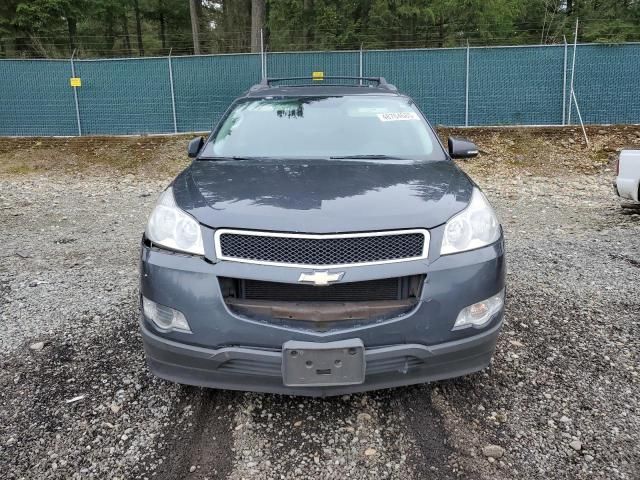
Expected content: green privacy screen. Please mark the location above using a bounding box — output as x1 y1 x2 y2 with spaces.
364 48 466 126
74 58 174 135
468 45 566 126
172 53 261 132
572 44 640 125
1 43 639 136
268 51 359 79
0 60 78 136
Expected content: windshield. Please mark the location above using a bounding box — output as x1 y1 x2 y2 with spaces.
200 95 446 160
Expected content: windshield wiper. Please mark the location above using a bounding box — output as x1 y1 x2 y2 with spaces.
200 154 406 161
329 154 404 160
199 155 278 161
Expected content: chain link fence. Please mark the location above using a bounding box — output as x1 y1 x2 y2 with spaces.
1 43 639 136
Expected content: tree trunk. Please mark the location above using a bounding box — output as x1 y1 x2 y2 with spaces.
105 11 115 54
133 0 144 56
437 17 445 48
251 0 266 53
189 0 201 54
67 16 77 53
122 12 132 55
159 11 166 50
15 35 28 56
303 0 313 49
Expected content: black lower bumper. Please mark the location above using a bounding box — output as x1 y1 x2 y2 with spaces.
141 318 502 397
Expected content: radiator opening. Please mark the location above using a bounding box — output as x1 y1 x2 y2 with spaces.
219 275 424 326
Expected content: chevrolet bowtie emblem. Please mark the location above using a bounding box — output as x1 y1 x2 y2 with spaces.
298 271 344 286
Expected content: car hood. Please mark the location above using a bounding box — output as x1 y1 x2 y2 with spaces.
172 158 474 232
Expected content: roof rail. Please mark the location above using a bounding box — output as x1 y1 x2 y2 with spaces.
249 76 397 92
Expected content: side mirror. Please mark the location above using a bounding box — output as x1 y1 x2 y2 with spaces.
187 137 204 158
448 137 479 159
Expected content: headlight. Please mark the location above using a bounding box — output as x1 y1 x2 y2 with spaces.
441 188 500 255
146 187 204 255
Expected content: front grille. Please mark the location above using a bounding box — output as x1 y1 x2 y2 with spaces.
215 229 428 267
241 278 402 302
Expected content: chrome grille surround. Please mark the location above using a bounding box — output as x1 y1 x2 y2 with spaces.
214 229 430 268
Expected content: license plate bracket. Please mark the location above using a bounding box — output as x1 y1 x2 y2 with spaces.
282 339 365 387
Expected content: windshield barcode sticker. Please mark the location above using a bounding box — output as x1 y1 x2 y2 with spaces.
377 112 420 122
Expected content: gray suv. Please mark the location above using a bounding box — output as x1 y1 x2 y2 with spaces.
139 76 505 397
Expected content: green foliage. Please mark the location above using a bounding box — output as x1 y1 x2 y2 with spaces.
572 0 640 43
0 0 195 57
265 0 640 51
1 0 640 58
208 0 252 53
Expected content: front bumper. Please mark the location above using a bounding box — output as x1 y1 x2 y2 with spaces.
141 317 501 397
139 234 506 396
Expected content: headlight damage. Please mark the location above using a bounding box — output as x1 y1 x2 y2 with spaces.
146 187 204 255
441 188 500 255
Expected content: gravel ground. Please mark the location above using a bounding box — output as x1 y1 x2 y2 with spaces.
0 127 639 479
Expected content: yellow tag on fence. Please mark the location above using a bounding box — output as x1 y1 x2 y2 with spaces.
70 77 82 87
312 71 324 81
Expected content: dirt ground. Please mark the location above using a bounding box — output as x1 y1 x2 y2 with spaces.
0 124 635 178
0 126 639 479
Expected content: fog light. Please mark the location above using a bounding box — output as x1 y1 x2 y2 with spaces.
453 289 505 330
142 296 191 333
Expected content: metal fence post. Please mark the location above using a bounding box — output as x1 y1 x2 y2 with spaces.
572 89 590 146
260 28 266 80
70 49 82 136
264 32 268 79
168 48 178 134
567 19 579 125
359 44 363 85
562 38 568 125
465 41 470 127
